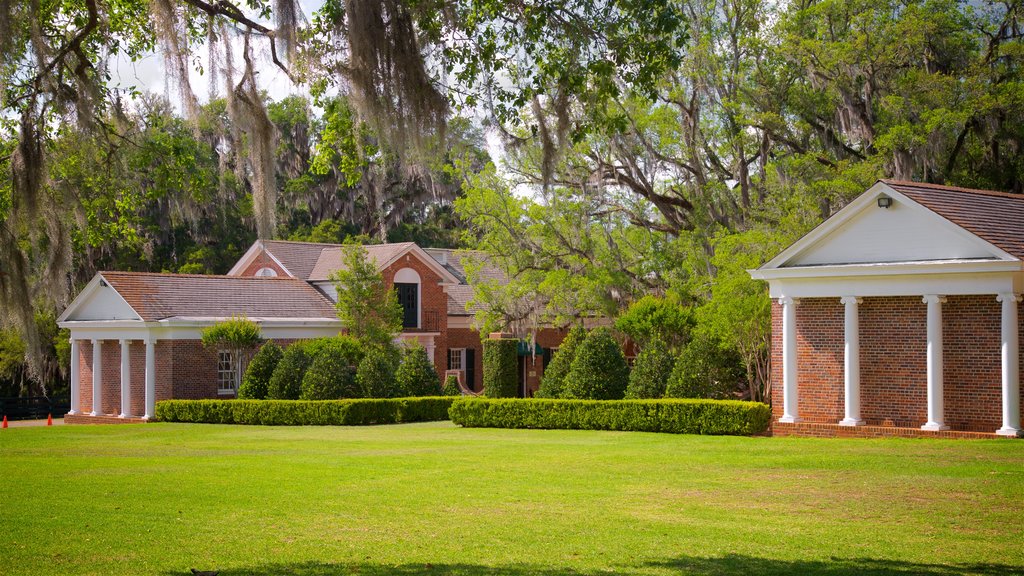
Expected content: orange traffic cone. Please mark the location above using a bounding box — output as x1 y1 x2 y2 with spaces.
47 413 53 426
2 415 7 429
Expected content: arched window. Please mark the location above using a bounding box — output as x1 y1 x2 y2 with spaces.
393 268 421 329
255 267 278 277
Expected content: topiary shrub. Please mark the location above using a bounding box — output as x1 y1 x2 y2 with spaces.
396 344 441 396
442 374 461 396
536 324 585 398
239 341 283 399
448 397 771 436
156 397 456 426
665 333 745 399
267 342 313 400
624 337 674 399
300 337 364 400
562 327 630 400
482 337 518 397
355 344 402 398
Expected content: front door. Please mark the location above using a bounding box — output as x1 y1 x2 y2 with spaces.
395 283 418 329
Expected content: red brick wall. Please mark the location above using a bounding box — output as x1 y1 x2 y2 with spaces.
943 295 1001 431
794 298 845 423
446 328 483 391
381 253 450 380
79 340 93 414
170 340 222 399
238 250 288 277
769 295 1023 433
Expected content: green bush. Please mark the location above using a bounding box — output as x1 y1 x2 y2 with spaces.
442 374 461 396
536 325 585 398
665 333 745 399
267 342 313 400
200 316 263 350
562 327 629 400
396 344 441 396
239 341 283 400
356 344 402 398
155 397 455 426
300 337 364 400
448 397 771 436
624 337 673 399
482 338 518 397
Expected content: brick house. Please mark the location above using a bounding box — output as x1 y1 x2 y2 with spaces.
58 241 568 423
751 180 1023 438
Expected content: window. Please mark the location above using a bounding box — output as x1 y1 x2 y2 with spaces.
448 348 465 371
255 267 278 277
217 350 239 394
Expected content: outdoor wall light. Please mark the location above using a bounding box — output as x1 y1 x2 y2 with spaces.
877 196 893 209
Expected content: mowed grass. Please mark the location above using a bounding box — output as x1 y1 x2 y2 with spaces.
1 423 1022 576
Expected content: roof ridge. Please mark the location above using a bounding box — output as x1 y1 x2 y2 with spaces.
882 179 1022 200
100 271 303 280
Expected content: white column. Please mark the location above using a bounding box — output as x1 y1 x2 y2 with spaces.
840 296 864 426
119 340 132 418
922 295 949 431
90 340 103 416
144 338 156 420
996 294 1022 437
69 338 80 415
779 296 801 423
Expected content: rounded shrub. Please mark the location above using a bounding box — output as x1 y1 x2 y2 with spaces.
442 374 461 396
267 342 313 400
624 337 674 399
536 324 586 398
239 341 283 399
482 337 518 397
562 327 630 400
300 338 363 400
396 344 441 396
355 344 402 398
665 333 745 399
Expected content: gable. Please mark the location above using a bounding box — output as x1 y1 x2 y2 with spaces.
766 182 1014 270
59 276 141 322
788 197 996 266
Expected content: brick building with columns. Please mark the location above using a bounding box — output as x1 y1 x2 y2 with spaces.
59 241 568 423
751 180 1023 438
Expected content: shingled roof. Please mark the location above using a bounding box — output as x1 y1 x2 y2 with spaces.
260 240 338 279
306 243 415 281
100 272 338 321
884 180 1024 260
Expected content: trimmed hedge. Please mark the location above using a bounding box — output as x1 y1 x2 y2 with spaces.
562 327 629 400
239 341 283 400
482 338 518 397
448 397 771 436
536 324 585 398
155 397 455 426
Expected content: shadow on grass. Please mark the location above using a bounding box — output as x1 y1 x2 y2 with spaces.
168 555 1024 576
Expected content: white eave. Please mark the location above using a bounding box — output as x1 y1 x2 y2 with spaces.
750 259 1024 281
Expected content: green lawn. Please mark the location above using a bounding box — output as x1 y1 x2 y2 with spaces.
1 422 1022 576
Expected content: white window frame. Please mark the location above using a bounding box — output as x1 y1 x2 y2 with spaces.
254 267 278 277
449 348 465 371
217 350 240 394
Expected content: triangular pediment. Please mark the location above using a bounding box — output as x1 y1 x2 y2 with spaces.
58 274 142 322
764 182 1016 270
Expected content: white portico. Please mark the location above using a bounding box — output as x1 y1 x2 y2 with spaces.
751 180 1024 437
59 272 342 421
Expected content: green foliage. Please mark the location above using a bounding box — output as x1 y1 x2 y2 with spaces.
267 343 313 400
563 327 630 400
200 317 263 351
332 245 404 347
395 345 441 397
665 333 746 400
239 341 283 400
536 325 585 398
614 296 692 352
624 338 674 400
155 397 455 426
355 344 402 398
300 337 364 400
442 374 461 396
449 398 772 436
482 338 518 398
